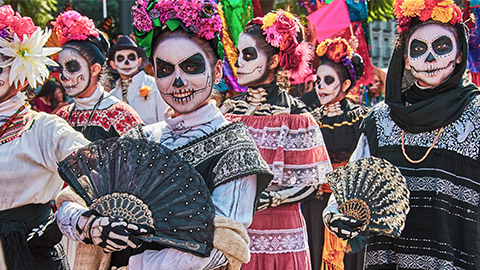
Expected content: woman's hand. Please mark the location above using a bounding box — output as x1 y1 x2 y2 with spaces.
324 212 363 240
76 210 154 253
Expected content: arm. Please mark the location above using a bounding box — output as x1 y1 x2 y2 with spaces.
321 134 371 240
256 185 317 211
129 175 257 270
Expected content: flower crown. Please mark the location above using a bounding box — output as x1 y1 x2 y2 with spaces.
248 11 313 81
316 38 358 85
393 0 463 33
132 0 224 59
52 10 99 46
0 5 60 89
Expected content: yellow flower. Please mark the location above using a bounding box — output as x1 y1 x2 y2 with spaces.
431 5 453 23
139 86 150 100
316 41 328 57
437 0 453 6
262 13 278 29
401 0 425 17
284 11 293 19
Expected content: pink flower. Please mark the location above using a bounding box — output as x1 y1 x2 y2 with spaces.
0 5 37 41
53 10 99 46
264 25 283 48
132 0 153 32
275 13 299 37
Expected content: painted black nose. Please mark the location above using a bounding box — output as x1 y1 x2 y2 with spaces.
60 73 67 81
235 59 239 68
125 60 129 65
425 52 436 63
173 77 185 88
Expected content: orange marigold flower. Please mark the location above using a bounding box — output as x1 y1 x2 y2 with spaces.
139 86 150 100
431 5 453 23
401 0 425 17
316 41 328 57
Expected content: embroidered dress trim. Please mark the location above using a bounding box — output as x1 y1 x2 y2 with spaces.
57 102 141 136
365 250 466 270
0 111 36 145
225 113 331 187
248 227 308 254
372 97 480 160
174 121 271 187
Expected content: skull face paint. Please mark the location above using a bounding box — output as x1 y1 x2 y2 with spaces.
406 24 459 88
59 48 91 97
315 64 343 105
114 49 139 77
236 33 269 86
0 54 12 101
153 36 213 114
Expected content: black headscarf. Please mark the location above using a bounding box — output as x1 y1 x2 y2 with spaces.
385 22 479 134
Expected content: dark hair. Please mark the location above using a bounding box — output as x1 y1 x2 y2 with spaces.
150 28 219 65
242 23 291 88
62 31 110 66
320 53 364 93
37 80 62 108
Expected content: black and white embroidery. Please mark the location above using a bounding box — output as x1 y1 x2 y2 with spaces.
373 97 480 160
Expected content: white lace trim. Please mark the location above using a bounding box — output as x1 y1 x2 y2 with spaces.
247 227 308 254
247 125 325 151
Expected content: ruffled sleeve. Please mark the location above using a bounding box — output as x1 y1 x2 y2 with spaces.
225 113 332 187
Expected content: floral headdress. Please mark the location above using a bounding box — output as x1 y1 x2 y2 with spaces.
52 10 99 47
0 5 60 89
316 37 358 85
248 11 313 81
394 0 463 33
132 0 224 59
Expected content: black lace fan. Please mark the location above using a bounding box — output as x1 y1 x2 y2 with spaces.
58 137 215 257
327 157 410 238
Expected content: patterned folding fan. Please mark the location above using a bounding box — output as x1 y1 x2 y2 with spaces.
327 157 410 237
58 137 215 257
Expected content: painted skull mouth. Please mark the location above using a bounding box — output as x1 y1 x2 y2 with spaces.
63 83 78 91
163 75 211 104
411 60 455 77
237 66 262 75
118 67 136 73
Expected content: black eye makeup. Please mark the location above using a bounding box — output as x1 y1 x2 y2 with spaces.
410 39 428 58
432 35 453 56
156 58 175 78
64 60 81 73
179 53 206 75
116 55 125 62
325 75 335 85
0 67 3 75
242 47 258 61
127 53 137 61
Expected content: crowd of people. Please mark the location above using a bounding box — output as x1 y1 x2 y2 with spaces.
0 0 479 269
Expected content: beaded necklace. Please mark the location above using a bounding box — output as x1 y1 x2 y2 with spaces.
401 127 444 164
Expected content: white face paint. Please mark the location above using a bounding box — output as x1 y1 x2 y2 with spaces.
315 64 343 105
407 24 459 88
59 48 91 97
0 54 12 101
153 36 213 114
236 33 269 86
114 49 140 77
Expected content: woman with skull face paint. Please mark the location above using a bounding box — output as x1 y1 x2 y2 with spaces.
302 38 368 270
323 0 480 269
0 6 90 269
221 11 333 270
53 11 143 142
68 0 272 269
